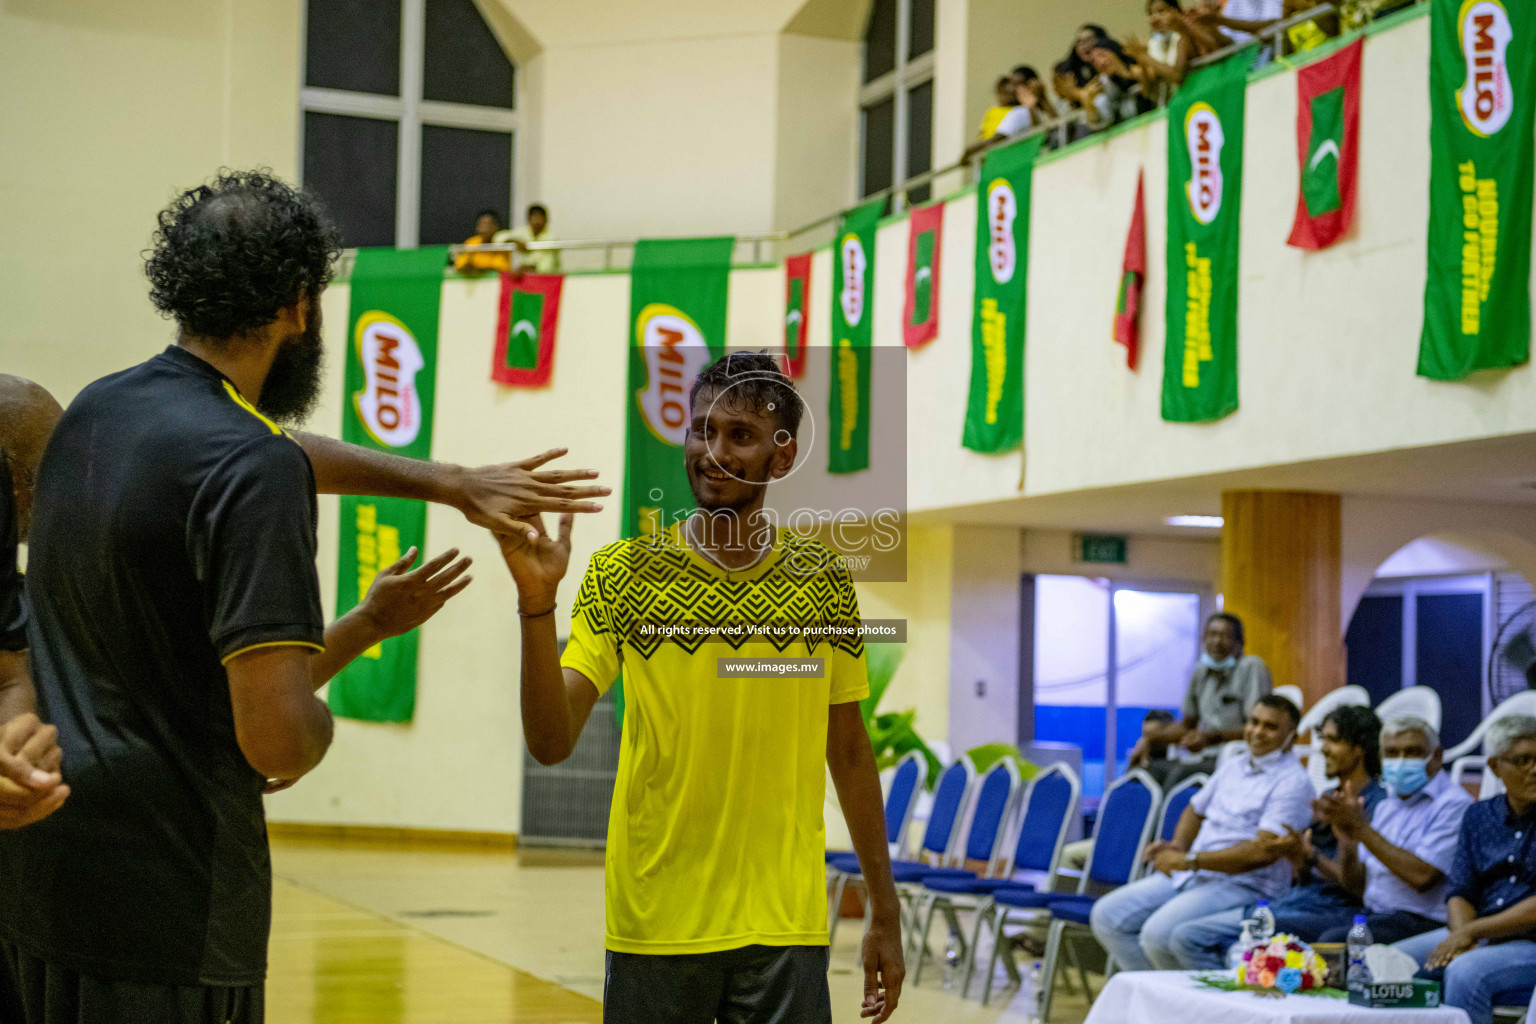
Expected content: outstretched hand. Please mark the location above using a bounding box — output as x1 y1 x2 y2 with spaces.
452 449 608 533
360 546 473 638
495 514 574 611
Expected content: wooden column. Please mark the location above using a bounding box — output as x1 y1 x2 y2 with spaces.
1220 491 1342 710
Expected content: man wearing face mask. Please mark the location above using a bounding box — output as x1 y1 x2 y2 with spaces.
1392 715 1536 1024
1091 695 1313 970
1130 612 1272 790
1310 715 1470 946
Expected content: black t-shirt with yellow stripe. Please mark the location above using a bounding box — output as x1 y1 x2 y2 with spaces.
0 345 324 986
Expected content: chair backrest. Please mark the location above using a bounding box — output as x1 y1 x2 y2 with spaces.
1083 768 1161 891
919 756 976 860
1158 773 1206 842
883 751 924 851
1296 684 1371 737
1273 684 1305 716
1445 690 1536 760
957 759 1022 870
1005 762 1081 879
1216 739 1246 770
1377 685 1443 732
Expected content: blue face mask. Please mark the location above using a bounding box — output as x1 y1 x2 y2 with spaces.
1382 757 1431 797
1200 651 1238 671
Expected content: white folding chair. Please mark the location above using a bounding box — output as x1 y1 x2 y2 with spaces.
1377 685 1443 732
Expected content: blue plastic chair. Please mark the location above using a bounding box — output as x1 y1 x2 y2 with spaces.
904 758 1026 982
915 762 1080 996
1492 985 1534 1020
1158 772 1207 842
980 768 1160 1008
825 750 925 864
827 755 976 948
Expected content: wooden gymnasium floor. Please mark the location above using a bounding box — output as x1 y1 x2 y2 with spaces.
267 835 1090 1024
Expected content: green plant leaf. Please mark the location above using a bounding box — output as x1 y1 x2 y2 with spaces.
965 743 1040 780
859 644 907 722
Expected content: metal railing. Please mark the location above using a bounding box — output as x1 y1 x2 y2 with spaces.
352 0 1385 275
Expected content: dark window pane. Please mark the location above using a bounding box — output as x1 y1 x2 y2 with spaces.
1345 595 1404 705
906 79 933 205
908 0 935 58
861 97 894 199
303 112 398 247
424 0 515 108
1416 592 1484 750
863 0 896 83
419 123 513 245
306 0 401 96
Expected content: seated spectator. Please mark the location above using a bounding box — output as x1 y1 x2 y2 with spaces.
976 75 1019 141
1059 25 1147 130
1310 715 1471 943
1165 706 1389 966
1395 715 1536 1024
496 204 560 275
1088 695 1313 970
964 66 1061 161
1142 612 1273 790
1123 0 1194 106
453 209 511 275
1191 0 1283 47
1061 710 1183 874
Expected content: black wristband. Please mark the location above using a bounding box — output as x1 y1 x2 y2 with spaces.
519 603 556 618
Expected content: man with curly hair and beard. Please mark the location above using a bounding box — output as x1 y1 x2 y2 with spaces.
0 171 605 1024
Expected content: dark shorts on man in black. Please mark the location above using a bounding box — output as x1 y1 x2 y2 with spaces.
0 938 262 1024
603 945 831 1024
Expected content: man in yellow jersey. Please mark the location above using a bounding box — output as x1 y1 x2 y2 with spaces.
498 351 904 1023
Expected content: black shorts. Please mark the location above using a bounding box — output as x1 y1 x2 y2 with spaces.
0 939 263 1024
603 945 830 1024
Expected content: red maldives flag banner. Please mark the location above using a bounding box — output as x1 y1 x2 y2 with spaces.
1287 38 1362 250
1114 170 1147 369
782 253 811 379
491 273 562 387
902 202 944 348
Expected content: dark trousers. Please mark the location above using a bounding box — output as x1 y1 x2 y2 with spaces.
0 938 262 1024
1317 909 1443 945
604 945 831 1024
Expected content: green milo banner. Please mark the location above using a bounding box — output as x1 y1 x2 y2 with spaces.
622 237 734 539
329 247 446 723
964 135 1042 453
829 199 882 474
1163 54 1248 423
1419 0 1534 380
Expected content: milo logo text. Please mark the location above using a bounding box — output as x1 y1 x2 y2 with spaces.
635 303 710 446
986 178 1018 284
1458 0 1513 137
1185 102 1225 225
353 311 425 449
839 234 867 327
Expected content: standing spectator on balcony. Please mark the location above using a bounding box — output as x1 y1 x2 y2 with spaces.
497 204 560 275
963 67 1063 161
453 208 511 276
1123 0 1193 106
976 75 1019 142
1061 26 1148 130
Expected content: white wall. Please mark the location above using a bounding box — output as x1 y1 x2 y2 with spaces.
1022 529 1220 587
946 526 1023 754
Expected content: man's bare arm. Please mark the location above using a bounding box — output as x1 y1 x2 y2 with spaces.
0 649 33 724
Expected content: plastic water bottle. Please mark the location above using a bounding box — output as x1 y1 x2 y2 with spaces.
1027 960 1045 1024
1228 919 1256 968
1347 915 1373 994
1252 900 1275 945
942 932 960 988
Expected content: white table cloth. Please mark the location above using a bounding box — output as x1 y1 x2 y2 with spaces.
1082 972 1472 1024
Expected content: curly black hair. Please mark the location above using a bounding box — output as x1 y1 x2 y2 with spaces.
1323 704 1383 777
689 351 803 437
145 170 341 340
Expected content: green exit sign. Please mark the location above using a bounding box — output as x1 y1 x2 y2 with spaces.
1075 534 1127 564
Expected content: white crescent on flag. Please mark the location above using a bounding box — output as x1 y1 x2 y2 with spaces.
1308 138 1340 172
785 309 803 329
511 319 538 342
914 267 932 286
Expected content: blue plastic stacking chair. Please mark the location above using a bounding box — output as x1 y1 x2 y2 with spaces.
1158 772 1206 842
827 755 976 948
909 763 1079 992
825 750 924 865
980 768 1160 1008
903 758 1024 981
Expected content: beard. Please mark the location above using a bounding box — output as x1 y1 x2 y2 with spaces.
258 307 325 425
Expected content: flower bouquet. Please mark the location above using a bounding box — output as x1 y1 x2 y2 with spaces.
1197 935 1341 999
1236 934 1331 993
